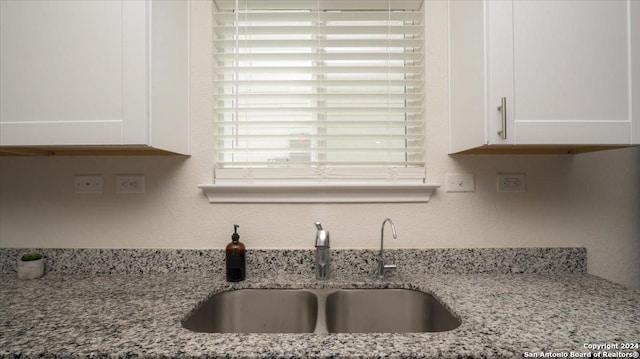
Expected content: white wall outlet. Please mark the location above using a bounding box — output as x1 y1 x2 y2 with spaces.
445 173 475 193
497 173 526 192
74 175 103 194
116 175 145 194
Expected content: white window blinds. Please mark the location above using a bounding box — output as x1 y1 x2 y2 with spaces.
213 0 425 183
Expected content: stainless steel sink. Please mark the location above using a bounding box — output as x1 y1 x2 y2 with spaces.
325 289 461 333
182 288 460 334
181 289 318 333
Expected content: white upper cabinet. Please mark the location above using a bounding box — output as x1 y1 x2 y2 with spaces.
449 0 640 154
0 0 190 155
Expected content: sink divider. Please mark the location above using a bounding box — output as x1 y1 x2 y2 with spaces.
305 288 334 334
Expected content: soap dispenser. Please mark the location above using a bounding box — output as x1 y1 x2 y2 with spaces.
225 224 245 282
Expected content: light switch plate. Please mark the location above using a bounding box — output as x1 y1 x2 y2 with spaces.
445 173 475 193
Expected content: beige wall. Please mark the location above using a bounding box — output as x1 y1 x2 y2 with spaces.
1 1 638 289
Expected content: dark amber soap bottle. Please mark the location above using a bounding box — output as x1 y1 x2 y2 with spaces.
225 224 245 282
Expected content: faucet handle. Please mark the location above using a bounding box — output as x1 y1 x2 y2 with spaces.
384 264 397 271
376 260 397 279
315 222 323 231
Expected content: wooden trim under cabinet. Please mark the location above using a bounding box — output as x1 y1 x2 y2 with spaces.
450 145 637 155
0 146 189 157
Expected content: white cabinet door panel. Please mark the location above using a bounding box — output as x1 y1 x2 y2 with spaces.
121 0 148 145
0 0 124 145
512 0 631 144
0 0 189 153
514 121 632 145
487 0 515 145
2 122 122 146
449 0 638 153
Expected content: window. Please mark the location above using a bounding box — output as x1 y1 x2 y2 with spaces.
202 0 436 202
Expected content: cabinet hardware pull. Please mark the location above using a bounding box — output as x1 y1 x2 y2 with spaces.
497 97 507 140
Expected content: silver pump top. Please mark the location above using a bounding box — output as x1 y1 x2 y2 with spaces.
314 222 330 248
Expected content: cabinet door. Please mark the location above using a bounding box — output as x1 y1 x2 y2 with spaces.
486 0 515 145
511 0 632 145
0 0 146 146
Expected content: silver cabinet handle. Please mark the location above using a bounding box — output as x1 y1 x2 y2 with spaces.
497 97 507 140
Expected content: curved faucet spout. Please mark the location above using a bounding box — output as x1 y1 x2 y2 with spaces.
377 218 397 279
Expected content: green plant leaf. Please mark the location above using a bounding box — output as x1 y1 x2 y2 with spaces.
21 253 43 261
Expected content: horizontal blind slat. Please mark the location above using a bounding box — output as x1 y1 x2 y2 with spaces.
215 107 425 114
214 0 423 11
215 39 423 48
215 66 423 75
214 79 424 87
215 25 422 36
214 120 424 127
215 161 427 167
215 52 424 61
214 11 423 22
217 148 423 154
215 134 423 140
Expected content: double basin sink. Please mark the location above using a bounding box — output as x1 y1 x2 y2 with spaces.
182 288 460 334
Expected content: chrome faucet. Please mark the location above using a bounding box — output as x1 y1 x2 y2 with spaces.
376 218 397 279
314 222 330 280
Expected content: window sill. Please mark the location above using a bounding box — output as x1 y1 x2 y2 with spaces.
198 183 440 203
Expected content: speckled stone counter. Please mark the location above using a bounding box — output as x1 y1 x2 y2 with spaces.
1 249 639 358
0 248 587 276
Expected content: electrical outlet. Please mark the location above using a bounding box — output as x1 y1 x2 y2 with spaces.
74 175 103 194
497 173 526 192
116 175 145 194
445 173 475 193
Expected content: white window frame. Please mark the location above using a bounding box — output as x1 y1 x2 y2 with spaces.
199 0 439 203
199 167 438 203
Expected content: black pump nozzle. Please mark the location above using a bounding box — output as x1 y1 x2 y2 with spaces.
232 224 240 242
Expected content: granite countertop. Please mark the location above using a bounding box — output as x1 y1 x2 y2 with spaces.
2 271 639 358
1 248 639 358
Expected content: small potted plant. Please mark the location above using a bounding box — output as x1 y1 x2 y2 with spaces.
17 253 45 280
